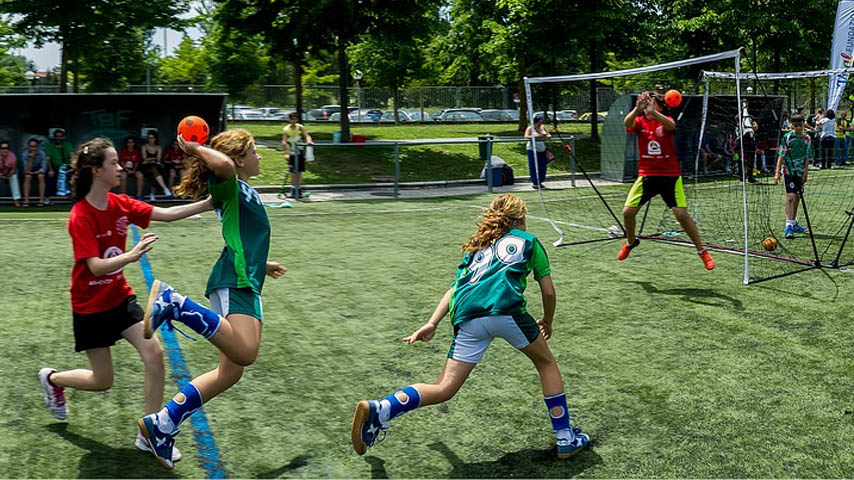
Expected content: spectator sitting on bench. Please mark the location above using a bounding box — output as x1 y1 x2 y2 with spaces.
0 140 21 207
22 137 48 206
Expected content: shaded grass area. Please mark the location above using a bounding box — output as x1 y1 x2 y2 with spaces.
2 192 854 477
236 122 600 186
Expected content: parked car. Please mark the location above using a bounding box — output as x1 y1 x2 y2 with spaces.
481 109 519 121
257 107 288 120
330 108 383 122
579 111 608 122
436 110 483 122
233 108 266 120
309 105 359 120
226 105 254 121
380 109 434 122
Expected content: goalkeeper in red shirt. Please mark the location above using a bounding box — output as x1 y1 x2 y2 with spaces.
618 91 715 270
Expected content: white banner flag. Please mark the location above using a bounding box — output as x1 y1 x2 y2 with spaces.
827 1 854 111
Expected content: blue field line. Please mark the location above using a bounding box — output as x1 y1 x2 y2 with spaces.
132 226 227 479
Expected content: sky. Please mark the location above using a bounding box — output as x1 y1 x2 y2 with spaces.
15 26 203 71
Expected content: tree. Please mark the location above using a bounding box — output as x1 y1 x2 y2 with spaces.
0 0 190 92
160 35 209 85
0 18 27 87
349 0 443 122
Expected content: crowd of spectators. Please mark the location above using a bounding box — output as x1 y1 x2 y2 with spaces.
0 128 187 206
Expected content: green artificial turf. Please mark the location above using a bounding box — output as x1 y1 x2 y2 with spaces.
2 190 854 477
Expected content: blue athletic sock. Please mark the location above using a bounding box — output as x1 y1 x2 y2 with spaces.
162 383 204 432
544 393 572 433
378 386 421 423
176 296 222 339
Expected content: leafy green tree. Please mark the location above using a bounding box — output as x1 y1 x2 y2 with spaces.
0 19 27 87
349 0 443 122
0 0 189 91
203 22 268 99
161 35 209 85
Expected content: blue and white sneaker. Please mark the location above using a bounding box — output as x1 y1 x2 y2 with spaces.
784 224 795 239
135 429 182 462
137 413 177 469
557 427 590 459
793 223 807 234
351 400 388 456
143 280 180 339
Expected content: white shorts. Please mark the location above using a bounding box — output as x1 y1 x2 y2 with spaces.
448 313 540 364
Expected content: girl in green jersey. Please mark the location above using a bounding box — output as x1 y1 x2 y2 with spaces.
137 129 287 469
351 194 589 460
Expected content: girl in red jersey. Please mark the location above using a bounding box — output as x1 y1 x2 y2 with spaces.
118 136 143 197
618 91 715 270
37 137 212 461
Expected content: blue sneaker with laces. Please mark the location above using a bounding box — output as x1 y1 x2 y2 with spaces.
137 413 177 469
557 427 590 459
351 400 388 456
793 223 807 234
784 224 795 239
143 280 180 339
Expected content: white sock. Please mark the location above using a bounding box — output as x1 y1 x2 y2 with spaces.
556 428 575 442
156 408 177 435
378 399 392 423
786 220 796 227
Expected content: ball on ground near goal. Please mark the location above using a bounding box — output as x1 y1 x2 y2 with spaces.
763 237 778 251
177 115 210 144
607 225 621 238
664 89 682 108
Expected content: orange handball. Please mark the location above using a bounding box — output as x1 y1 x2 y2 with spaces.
762 237 778 252
664 89 682 108
177 115 210 144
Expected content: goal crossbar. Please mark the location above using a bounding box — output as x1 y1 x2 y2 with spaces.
524 49 742 84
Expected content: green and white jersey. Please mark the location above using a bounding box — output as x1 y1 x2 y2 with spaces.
449 228 551 326
779 131 811 177
205 174 271 296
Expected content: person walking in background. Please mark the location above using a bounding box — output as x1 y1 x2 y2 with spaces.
45 128 74 197
0 140 21 206
737 98 759 183
22 137 48 206
525 114 551 189
281 112 313 200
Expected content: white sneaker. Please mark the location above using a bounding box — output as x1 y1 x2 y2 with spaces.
38 368 67 420
148 193 156 202
135 429 182 462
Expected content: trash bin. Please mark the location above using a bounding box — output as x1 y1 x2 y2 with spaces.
333 131 342 143
486 166 503 187
352 134 366 149
478 134 493 161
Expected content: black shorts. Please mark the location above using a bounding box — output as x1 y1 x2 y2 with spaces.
287 153 306 173
784 174 803 194
140 163 161 181
72 295 143 352
625 175 686 209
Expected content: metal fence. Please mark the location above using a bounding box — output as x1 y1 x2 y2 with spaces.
0 83 623 113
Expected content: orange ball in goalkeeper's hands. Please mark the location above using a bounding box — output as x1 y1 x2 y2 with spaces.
665 89 682 108
177 115 210 144
763 237 778 251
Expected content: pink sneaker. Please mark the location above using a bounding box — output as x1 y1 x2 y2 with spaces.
38 368 67 420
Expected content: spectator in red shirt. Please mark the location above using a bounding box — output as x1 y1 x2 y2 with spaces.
164 138 187 187
118 136 143 197
37 137 212 461
618 91 715 270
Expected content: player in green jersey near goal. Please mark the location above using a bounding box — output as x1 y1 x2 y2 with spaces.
774 113 812 238
351 194 590 460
